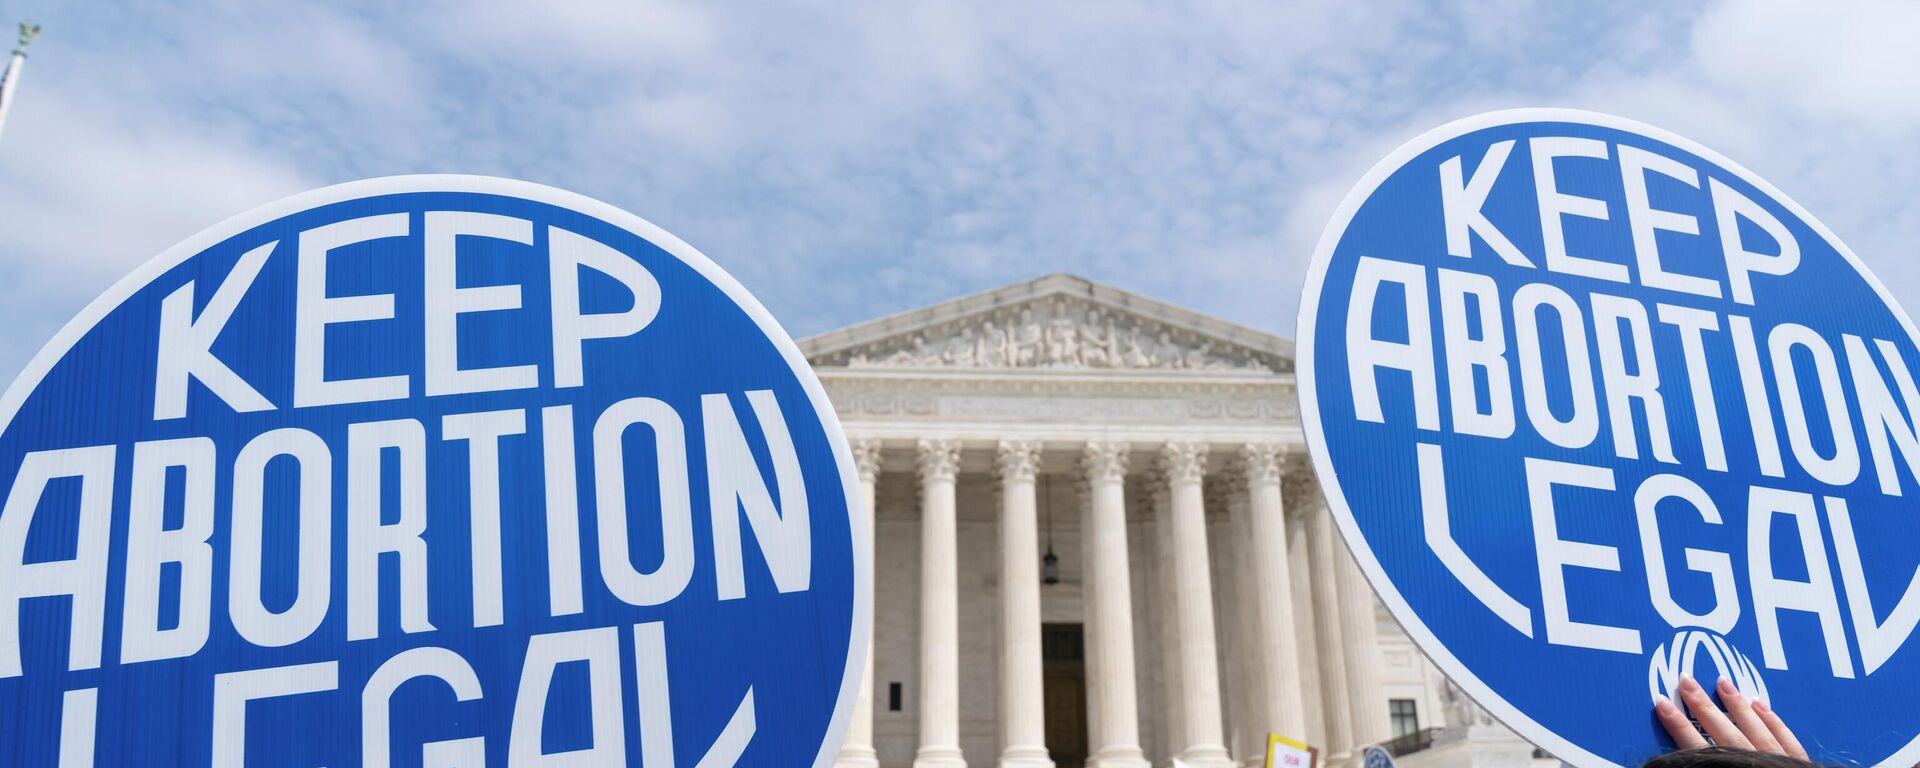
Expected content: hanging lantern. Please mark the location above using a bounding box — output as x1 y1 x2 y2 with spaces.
1041 474 1060 585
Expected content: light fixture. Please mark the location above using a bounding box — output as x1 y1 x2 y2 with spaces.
1041 474 1060 585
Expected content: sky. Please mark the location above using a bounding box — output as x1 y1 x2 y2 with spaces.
0 1 1917 378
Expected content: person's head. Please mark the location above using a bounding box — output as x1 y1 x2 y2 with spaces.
1644 746 1823 768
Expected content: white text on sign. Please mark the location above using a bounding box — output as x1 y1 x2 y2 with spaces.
1348 136 1920 679
0 212 814 764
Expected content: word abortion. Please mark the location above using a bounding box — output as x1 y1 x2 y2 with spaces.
0 211 815 764
1345 136 1920 678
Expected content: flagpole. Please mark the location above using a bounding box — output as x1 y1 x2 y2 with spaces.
0 22 40 146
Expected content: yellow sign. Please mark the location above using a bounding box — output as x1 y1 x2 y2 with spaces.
1266 734 1317 768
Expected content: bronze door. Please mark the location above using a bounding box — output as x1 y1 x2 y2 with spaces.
1042 623 1089 767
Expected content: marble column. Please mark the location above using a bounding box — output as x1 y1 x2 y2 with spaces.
1306 507 1354 762
996 441 1053 768
1151 481 1186 759
1236 443 1307 764
1160 442 1234 768
1333 519 1391 753
1081 474 1105 758
837 439 884 768
1284 486 1325 750
916 439 965 768
1081 441 1150 768
1218 474 1258 764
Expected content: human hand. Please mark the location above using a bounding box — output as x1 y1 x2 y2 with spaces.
1654 675 1806 760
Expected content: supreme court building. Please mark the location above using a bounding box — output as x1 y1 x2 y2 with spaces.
805 275 1544 768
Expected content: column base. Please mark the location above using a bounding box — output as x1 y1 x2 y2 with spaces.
997 745 1055 768
916 745 969 768
1177 746 1236 768
1090 746 1151 768
836 745 880 768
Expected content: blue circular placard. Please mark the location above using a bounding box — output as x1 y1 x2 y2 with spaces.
1299 110 1920 767
0 176 868 766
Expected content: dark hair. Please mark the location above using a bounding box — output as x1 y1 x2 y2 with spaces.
1644 747 1826 768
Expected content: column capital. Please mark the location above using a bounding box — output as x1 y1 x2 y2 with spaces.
1282 464 1323 506
1207 464 1246 496
851 438 884 482
917 438 961 483
1147 473 1173 508
1081 440 1130 483
995 440 1042 482
1159 441 1210 485
1240 442 1290 487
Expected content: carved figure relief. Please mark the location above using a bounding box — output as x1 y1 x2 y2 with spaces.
829 296 1285 373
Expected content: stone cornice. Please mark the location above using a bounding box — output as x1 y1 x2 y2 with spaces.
820 368 1299 440
818 366 1291 390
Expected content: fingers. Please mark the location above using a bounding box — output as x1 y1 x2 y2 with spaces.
1655 695 1709 751
1677 676 1751 750
1714 678 1784 754
1657 676 1806 759
1752 698 1808 761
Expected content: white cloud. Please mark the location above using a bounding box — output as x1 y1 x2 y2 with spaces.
0 0 1915 381
1553 3 1920 315
1691 0 1920 129
426 0 718 65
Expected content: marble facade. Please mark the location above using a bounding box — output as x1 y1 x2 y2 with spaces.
806 275 1506 768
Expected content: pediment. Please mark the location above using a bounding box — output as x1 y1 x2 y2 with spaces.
799 274 1292 374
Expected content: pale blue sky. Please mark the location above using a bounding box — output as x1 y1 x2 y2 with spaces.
1 1 1917 378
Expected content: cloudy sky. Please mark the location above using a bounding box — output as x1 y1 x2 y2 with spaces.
0 1 1916 377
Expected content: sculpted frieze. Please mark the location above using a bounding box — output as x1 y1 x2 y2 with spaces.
814 295 1287 373
830 392 1291 423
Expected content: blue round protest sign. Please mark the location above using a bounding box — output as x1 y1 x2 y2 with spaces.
1299 110 1920 767
0 176 869 766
